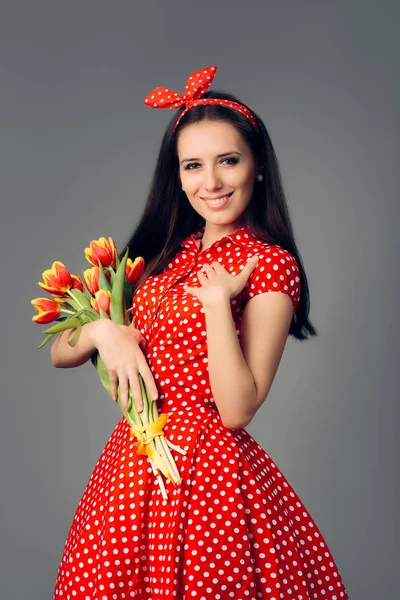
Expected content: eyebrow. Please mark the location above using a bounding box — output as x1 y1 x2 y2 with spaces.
180 151 243 165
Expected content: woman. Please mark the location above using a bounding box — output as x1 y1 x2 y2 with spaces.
52 66 349 599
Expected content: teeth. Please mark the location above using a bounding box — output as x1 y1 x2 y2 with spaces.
205 194 231 206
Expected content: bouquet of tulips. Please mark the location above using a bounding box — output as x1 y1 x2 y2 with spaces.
31 236 186 501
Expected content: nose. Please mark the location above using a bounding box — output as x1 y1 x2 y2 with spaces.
203 165 223 192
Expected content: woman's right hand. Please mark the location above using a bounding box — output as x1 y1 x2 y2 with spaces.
91 319 158 413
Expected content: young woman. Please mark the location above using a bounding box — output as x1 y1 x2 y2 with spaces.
52 66 349 599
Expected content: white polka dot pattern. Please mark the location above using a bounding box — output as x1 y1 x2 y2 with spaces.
53 225 349 599
243 245 301 314
143 65 261 136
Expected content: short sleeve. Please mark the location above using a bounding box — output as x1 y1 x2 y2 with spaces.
243 246 301 314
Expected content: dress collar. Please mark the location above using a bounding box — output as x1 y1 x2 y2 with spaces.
180 224 258 251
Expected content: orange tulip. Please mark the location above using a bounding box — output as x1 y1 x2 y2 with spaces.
83 266 100 295
83 266 111 296
31 297 62 324
37 261 79 297
126 256 145 285
90 289 111 315
70 274 84 293
85 237 117 269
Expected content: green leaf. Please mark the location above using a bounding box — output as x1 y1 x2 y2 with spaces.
69 288 91 309
42 315 84 334
107 268 116 285
79 313 93 324
91 352 142 429
67 322 82 347
60 297 79 312
82 307 100 321
138 373 151 422
53 305 96 326
123 279 134 320
99 307 110 319
92 352 113 398
110 248 129 325
37 333 55 349
97 259 112 292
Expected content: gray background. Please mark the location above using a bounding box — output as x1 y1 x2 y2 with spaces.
1 1 398 598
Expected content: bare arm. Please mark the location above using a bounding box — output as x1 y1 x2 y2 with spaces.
50 320 100 368
204 291 293 430
238 291 293 424
50 319 158 413
203 297 257 430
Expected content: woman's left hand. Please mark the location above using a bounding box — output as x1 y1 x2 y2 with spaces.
184 255 260 305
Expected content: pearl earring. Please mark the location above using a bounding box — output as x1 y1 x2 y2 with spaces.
256 174 263 182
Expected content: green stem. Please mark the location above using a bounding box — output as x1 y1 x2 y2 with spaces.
116 396 142 430
67 289 84 309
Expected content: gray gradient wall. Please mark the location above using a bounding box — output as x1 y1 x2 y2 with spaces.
1 1 398 598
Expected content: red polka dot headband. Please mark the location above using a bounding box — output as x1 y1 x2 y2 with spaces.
143 65 260 136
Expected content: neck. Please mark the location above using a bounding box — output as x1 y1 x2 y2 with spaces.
198 220 246 252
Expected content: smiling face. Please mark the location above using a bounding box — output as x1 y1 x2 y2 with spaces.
177 119 257 231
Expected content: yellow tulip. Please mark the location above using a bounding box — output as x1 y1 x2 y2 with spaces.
90 289 111 315
37 261 83 296
84 237 117 269
31 297 62 324
126 256 145 285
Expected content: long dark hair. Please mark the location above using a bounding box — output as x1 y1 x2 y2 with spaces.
119 90 317 341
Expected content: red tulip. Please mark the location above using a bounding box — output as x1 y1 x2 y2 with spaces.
126 256 145 285
85 237 117 269
83 266 111 296
71 274 84 293
90 289 111 315
31 297 62 324
37 261 75 296
83 267 100 295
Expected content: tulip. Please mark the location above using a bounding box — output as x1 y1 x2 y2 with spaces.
70 274 84 293
90 289 111 315
32 239 185 500
83 266 112 296
126 256 145 285
83 266 100 295
31 297 63 324
84 237 117 269
37 261 75 296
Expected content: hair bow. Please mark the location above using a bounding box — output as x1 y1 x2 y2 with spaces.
143 65 260 134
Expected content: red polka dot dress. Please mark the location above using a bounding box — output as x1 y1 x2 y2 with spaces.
54 224 349 600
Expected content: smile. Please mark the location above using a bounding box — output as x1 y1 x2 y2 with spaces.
202 192 233 207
